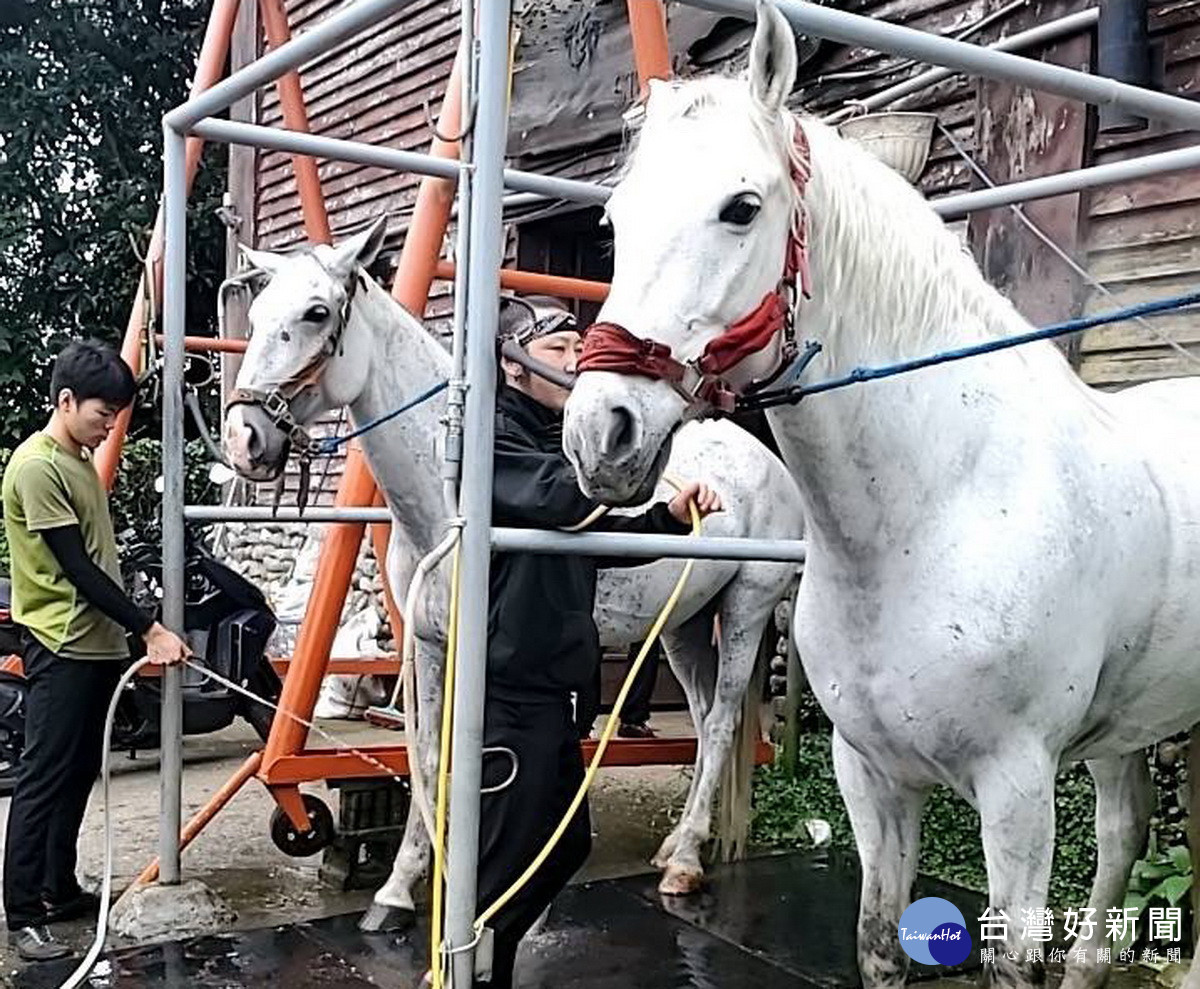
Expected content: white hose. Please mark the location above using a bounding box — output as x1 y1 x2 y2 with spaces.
59 656 153 989
394 527 462 842
61 656 422 988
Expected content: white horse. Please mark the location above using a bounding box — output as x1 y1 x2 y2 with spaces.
220 220 804 922
561 5 1200 989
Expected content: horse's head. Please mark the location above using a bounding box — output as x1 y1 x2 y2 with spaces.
564 1 801 503
223 218 387 481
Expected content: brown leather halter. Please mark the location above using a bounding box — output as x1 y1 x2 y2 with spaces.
225 264 359 459
578 119 812 415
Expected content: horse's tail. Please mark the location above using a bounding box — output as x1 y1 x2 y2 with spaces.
713 615 775 863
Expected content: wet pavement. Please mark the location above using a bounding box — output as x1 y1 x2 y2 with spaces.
7 851 984 989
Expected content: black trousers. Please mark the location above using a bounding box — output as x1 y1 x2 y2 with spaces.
474 694 592 989
3 637 121 930
621 639 662 726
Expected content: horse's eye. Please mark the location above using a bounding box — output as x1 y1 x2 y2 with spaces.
719 194 762 227
303 304 331 323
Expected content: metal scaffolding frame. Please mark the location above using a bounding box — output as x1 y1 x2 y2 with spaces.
156 0 1200 980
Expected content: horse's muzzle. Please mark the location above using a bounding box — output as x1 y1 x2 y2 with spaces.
223 403 291 482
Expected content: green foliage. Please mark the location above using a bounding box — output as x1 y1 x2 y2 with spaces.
751 736 854 850
753 732 1099 908
1124 836 1192 943
0 0 227 447
112 437 219 544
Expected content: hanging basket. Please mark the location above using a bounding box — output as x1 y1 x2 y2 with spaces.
836 111 937 184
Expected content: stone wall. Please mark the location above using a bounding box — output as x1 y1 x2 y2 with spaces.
215 522 395 657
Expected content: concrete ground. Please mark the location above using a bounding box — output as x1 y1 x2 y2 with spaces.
0 711 696 983
0 712 1180 989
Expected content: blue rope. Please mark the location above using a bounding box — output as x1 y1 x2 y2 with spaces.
746 289 1200 410
315 379 449 455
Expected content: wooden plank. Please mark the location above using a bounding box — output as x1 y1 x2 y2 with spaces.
1080 349 1200 385
1079 272 1200 307
1088 234 1200 283
1079 313 1200 352
1089 170 1200 217
1087 200 1200 250
260 10 455 121
263 0 447 89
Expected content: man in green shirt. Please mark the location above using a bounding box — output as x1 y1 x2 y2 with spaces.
1 341 189 961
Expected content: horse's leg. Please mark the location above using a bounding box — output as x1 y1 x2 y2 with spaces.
653 608 718 871
660 585 771 895
833 729 926 989
975 745 1057 989
1061 753 1152 989
361 636 443 932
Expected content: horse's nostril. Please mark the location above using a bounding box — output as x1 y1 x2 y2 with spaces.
245 424 265 460
604 406 636 456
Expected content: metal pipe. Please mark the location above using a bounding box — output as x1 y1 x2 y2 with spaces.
159 126 188 886
96 0 244 488
165 0 418 132
823 8 1100 123
444 2 510 983
1097 0 1150 133
627 0 672 94
444 1 475 519
436 261 610 303
391 50 465 316
932 142 1200 218
259 446 380 770
190 118 610 206
492 528 808 563
685 0 1200 130
155 334 248 353
257 0 333 243
185 505 393 522
131 751 263 888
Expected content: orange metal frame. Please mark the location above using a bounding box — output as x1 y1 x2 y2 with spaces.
112 0 770 868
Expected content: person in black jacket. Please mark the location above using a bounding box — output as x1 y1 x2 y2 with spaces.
466 296 720 988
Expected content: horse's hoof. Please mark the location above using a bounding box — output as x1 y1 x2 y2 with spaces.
359 902 415 933
651 836 679 870
658 866 704 896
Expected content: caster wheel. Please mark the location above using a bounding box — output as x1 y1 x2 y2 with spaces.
270 793 335 856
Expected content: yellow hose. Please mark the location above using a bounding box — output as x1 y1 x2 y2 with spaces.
431 477 700 985
431 548 461 989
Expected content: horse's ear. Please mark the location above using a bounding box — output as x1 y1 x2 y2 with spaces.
238 244 283 276
749 0 798 112
329 216 388 279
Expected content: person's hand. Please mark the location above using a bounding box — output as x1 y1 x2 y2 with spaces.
142 622 191 666
668 481 722 525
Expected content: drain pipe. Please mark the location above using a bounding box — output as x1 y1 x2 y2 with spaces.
1097 0 1150 133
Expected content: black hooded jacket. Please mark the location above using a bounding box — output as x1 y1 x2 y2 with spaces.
487 385 689 702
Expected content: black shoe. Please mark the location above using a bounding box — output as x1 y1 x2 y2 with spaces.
618 722 657 739
8 925 72 962
44 890 102 923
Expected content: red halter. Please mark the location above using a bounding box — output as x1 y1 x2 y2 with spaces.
578 120 812 414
